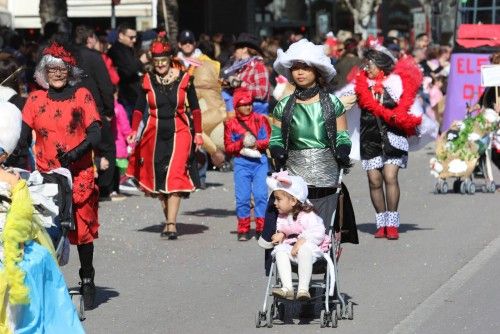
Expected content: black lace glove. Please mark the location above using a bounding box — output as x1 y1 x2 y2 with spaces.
270 146 288 172
57 139 92 168
336 144 353 172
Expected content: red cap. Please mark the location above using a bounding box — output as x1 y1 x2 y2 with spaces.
233 88 253 108
43 42 77 66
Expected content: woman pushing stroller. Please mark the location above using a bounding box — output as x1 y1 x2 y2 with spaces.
259 38 354 255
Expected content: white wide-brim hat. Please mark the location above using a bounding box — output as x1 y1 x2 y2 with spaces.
273 39 337 83
0 101 22 155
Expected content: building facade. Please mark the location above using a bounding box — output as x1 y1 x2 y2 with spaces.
10 0 156 31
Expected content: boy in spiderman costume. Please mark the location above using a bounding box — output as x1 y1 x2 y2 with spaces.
224 88 271 241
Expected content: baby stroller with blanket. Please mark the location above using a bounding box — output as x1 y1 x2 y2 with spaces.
15 168 86 320
255 170 359 328
430 108 498 194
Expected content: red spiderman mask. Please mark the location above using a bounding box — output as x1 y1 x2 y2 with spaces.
233 88 253 108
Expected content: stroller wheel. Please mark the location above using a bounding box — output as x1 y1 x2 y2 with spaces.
467 182 476 195
266 304 274 328
255 310 264 328
78 295 85 321
460 181 467 194
346 301 354 320
433 182 440 194
335 302 342 320
320 310 328 328
331 309 338 328
488 181 496 193
440 181 448 194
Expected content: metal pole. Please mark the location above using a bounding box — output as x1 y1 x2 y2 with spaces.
161 0 170 37
111 2 116 29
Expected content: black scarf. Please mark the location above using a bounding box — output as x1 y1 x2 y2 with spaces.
48 85 77 101
281 85 337 155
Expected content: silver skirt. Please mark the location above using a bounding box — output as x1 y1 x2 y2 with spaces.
287 148 340 187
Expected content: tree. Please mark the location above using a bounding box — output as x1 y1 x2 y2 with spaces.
39 0 68 31
341 0 383 38
158 0 179 42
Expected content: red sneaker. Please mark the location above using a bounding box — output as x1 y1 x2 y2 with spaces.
374 227 386 238
386 227 399 240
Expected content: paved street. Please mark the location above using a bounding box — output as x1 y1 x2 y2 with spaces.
62 144 500 334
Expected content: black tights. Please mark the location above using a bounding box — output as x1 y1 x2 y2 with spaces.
367 164 400 213
77 242 94 277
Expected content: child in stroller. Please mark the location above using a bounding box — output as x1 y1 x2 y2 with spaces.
267 171 331 301
257 169 357 328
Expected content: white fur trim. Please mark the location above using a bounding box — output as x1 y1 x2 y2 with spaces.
383 74 403 102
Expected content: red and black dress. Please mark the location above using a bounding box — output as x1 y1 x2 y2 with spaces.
126 71 201 195
22 86 101 245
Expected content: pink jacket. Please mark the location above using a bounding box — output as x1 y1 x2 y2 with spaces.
112 100 132 159
277 211 331 252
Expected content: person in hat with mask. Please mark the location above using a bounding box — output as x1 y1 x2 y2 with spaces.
221 32 270 117
18 42 102 309
126 33 203 240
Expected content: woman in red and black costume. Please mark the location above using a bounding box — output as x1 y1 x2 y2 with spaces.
19 42 101 308
126 33 203 240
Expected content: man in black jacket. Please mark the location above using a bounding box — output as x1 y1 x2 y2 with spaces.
74 25 117 201
107 23 144 121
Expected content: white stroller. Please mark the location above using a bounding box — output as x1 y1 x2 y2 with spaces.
256 170 355 328
15 168 86 320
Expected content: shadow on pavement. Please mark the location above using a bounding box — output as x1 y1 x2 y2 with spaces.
137 222 209 235
69 286 119 311
93 286 119 308
183 208 236 217
204 182 224 188
356 223 434 234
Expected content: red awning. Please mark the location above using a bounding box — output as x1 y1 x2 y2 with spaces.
456 24 500 48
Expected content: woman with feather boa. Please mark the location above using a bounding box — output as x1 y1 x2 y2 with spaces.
337 44 423 240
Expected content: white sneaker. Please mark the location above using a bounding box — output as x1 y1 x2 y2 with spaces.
272 287 294 300
296 289 311 301
119 178 140 193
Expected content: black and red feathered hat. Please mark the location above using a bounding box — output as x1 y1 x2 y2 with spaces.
42 42 77 66
150 31 173 58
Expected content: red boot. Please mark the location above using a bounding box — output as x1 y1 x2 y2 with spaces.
374 212 386 238
386 211 400 240
254 217 264 240
237 217 251 241
386 227 399 240
374 227 386 238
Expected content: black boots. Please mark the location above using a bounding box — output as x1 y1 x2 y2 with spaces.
79 268 96 309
